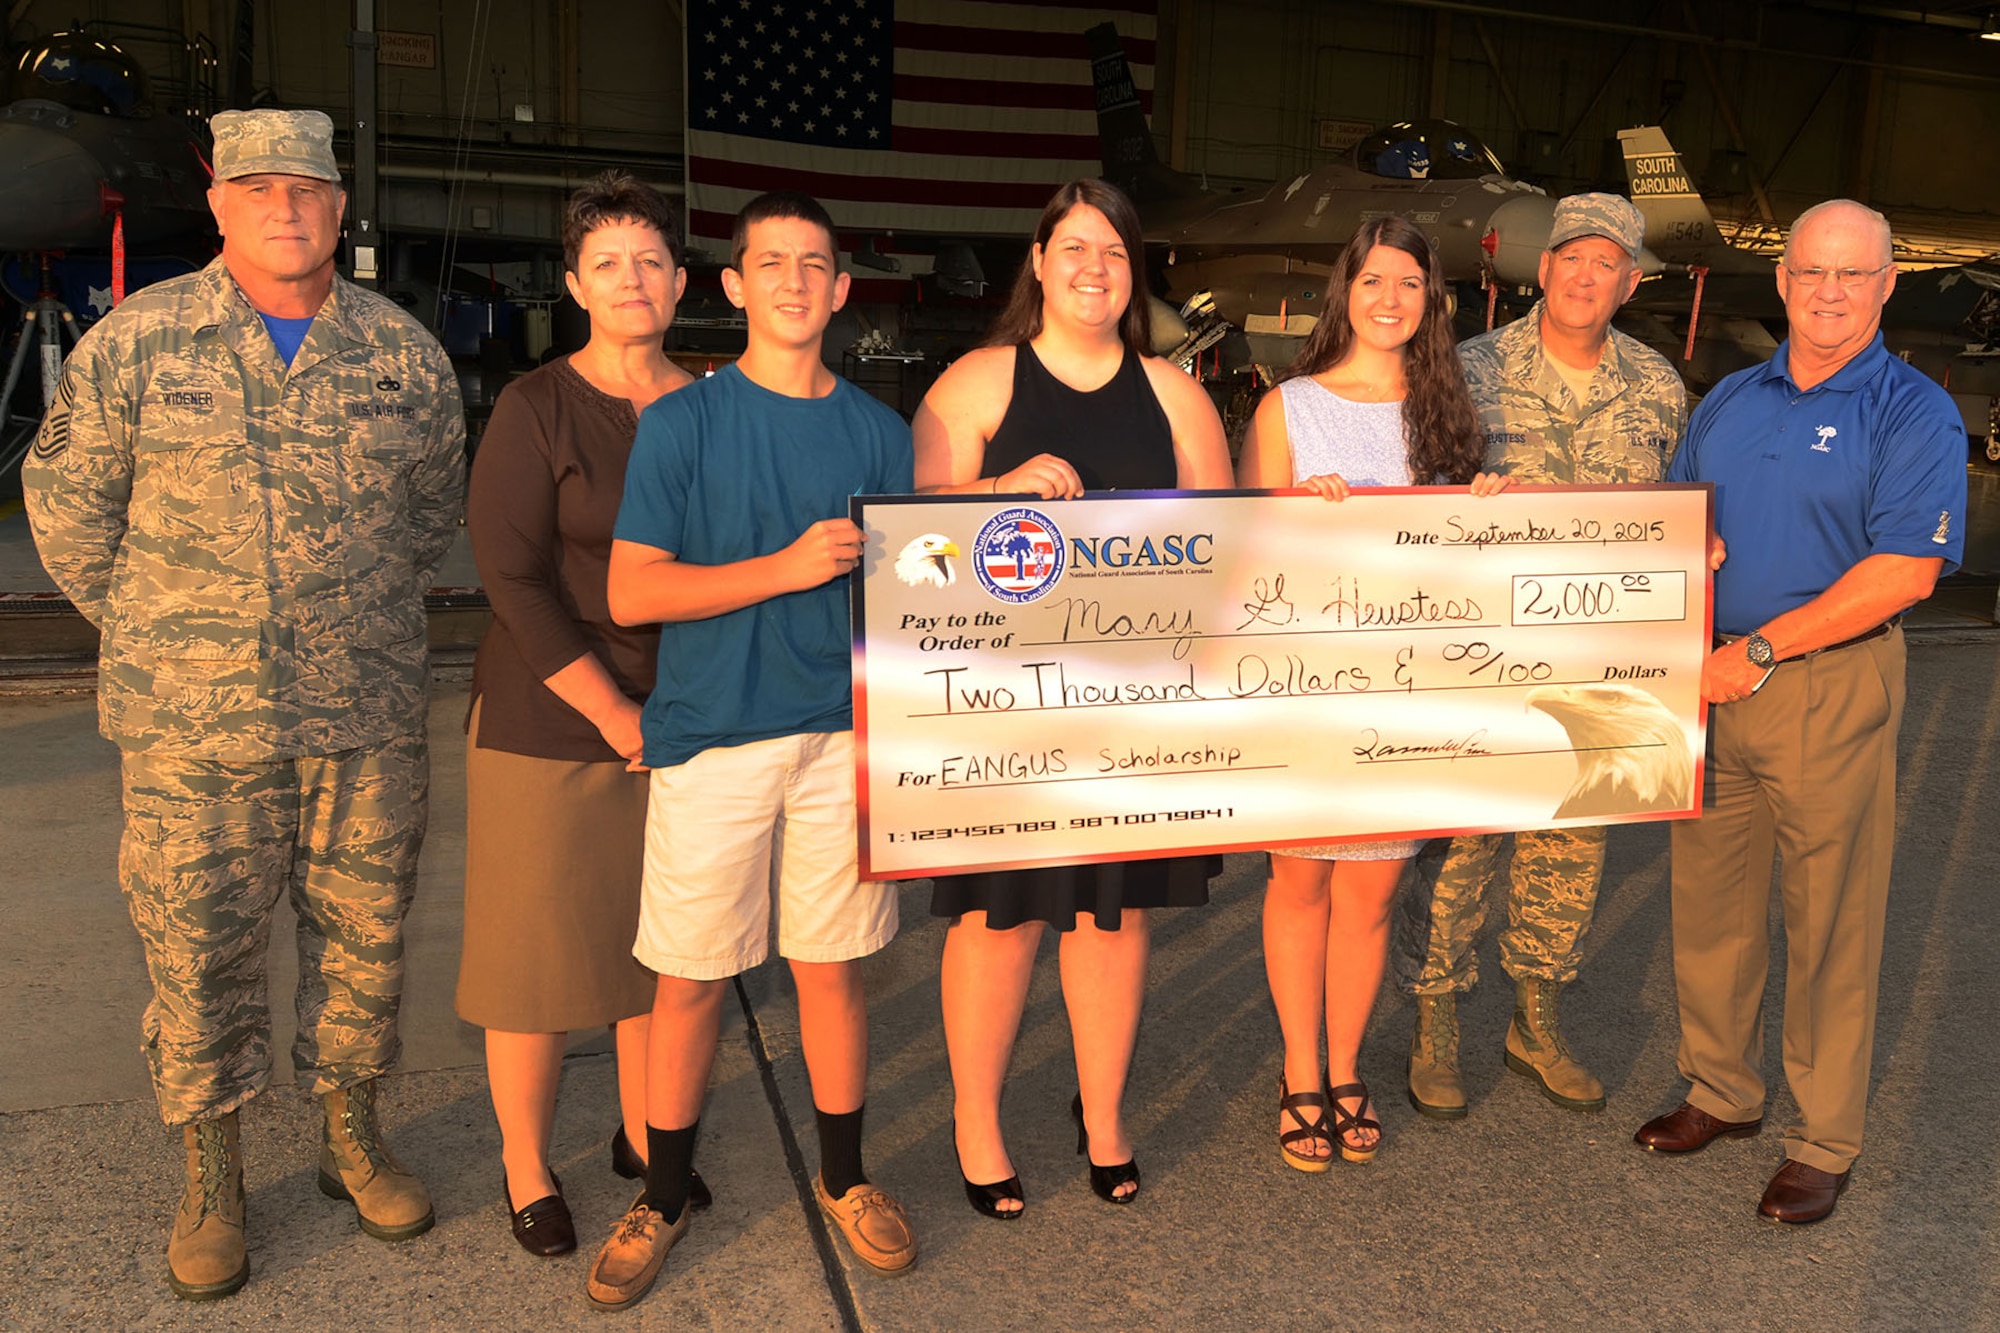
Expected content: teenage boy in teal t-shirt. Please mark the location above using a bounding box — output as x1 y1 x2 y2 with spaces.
585 192 915 1311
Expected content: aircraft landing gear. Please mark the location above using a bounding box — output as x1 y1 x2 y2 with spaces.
1 254 84 476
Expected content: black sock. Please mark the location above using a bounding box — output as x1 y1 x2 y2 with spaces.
816 1104 868 1200
645 1121 698 1224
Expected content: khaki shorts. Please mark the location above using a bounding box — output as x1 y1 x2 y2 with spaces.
633 731 897 980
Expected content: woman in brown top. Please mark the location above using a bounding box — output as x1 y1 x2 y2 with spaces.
457 173 699 1256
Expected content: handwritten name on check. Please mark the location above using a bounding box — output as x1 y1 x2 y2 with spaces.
852 487 1713 879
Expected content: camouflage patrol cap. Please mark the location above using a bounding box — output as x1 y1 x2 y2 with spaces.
210 109 341 182
1547 192 1645 261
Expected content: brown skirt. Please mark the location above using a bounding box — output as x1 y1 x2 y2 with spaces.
455 698 657 1031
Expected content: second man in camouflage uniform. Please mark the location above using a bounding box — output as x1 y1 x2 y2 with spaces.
22 109 464 1298
1392 193 1686 1118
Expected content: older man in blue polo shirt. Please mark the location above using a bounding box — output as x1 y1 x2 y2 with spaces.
1635 200 1966 1224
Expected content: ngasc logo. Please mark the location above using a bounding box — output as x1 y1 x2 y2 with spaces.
1069 532 1214 569
974 507 1067 603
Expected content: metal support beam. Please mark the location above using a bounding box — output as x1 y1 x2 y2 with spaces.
1169 0 1195 172
559 0 580 147
1471 18 1527 130
1762 34 1862 187
1678 0 1776 223
1553 38 1639 158
1848 31 1887 203
1365 0 2000 87
228 0 254 109
350 0 380 286
1425 12 1454 119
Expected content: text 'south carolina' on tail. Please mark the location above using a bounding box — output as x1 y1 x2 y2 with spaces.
1086 21 1208 211
1087 22 1156 199
1527 683 1695 819
1617 126 1724 265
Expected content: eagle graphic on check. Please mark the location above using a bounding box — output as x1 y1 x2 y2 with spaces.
895 533 960 588
1527 683 1695 818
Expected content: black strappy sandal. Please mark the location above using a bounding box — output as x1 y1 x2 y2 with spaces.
1277 1073 1334 1173
1328 1081 1383 1163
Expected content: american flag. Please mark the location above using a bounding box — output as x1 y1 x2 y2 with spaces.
684 0 1157 279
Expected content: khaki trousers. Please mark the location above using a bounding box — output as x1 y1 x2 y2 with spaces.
1668 627 1903 1174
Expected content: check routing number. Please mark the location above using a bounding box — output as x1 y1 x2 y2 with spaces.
852 487 1713 880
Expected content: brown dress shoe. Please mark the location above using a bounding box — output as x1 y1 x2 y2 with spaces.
1633 1101 1763 1153
815 1175 917 1275
586 1191 689 1310
1759 1159 1850 1224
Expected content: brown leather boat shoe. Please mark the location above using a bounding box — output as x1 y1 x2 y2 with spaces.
1758 1159 1849 1225
1633 1101 1763 1153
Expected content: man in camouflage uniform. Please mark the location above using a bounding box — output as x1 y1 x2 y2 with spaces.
1393 193 1686 1120
22 109 463 1299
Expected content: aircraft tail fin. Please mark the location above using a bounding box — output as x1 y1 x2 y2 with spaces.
1618 126 1726 263
1087 23 1193 204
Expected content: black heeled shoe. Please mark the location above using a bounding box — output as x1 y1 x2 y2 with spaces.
1070 1094 1140 1205
505 1169 576 1256
611 1125 714 1210
952 1120 1025 1221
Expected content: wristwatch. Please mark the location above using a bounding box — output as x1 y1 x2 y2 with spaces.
1743 632 1776 668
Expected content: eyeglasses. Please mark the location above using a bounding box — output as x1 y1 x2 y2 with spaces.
1783 263 1891 288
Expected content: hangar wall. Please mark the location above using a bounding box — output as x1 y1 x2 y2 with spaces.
9 0 2000 246
1157 0 2000 247
6 0 684 249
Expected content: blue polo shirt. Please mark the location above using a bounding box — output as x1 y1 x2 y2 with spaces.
1667 334 1966 635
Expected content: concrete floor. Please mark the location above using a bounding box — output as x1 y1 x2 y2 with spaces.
3 643 1998 1330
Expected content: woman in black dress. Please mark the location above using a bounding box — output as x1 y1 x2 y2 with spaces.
911 179 1232 1215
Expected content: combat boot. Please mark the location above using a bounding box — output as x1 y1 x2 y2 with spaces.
1504 977 1605 1111
167 1112 249 1300
317 1079 435 1240
1408 993 1469 1120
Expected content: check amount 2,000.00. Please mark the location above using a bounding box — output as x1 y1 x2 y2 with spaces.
851 486 1713 880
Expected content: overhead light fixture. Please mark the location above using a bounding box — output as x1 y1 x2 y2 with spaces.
1981 11 2000 40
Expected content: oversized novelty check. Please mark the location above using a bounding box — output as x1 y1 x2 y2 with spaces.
852 487 1712 879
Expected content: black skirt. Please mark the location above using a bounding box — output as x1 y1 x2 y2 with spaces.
929 855 1219 932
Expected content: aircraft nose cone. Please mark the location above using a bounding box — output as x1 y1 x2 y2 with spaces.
1484 192 1556 287
0 113 111 250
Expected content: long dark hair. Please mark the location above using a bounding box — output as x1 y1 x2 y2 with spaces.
987 178 1151 355
1281 216 1483 485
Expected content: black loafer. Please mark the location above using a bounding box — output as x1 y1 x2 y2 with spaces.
506 1171 576 1256
611 1126 714 1210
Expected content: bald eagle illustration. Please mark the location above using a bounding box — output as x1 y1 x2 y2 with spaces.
895 534 960 588
1527 684 1695 819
